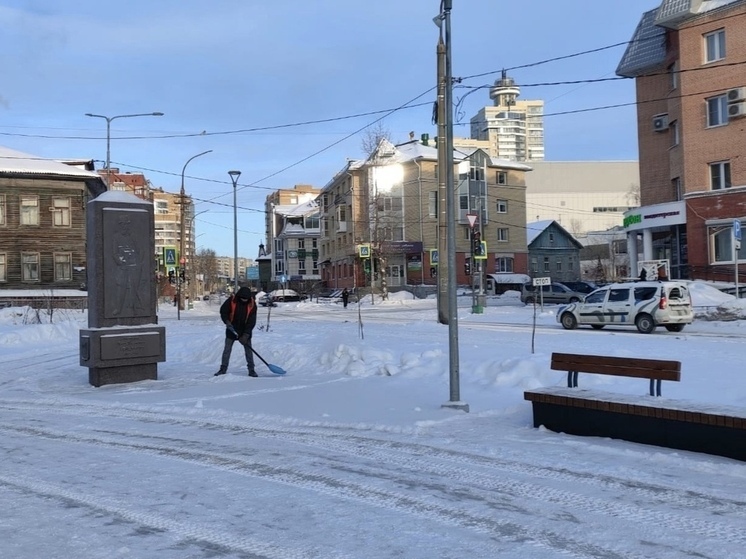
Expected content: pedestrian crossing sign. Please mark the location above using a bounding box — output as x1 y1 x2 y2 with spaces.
164 247 177 266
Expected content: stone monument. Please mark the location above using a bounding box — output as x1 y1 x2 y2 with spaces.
79 191 166 387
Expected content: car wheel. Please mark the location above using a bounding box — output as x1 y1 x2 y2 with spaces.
665 324 685 332
590 325 605 330
635 313 656 334
560 312 577 330
569 297 580 303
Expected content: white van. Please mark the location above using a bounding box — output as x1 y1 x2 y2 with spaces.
556 281 693 334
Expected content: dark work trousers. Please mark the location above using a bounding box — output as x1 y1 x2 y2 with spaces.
220 337 256 372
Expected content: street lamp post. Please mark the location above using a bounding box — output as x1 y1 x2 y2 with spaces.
84 112 164 184
228 170 242 293
177 150 213 321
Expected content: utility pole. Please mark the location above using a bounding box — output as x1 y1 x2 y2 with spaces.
436 0 468 413
436 18 448 325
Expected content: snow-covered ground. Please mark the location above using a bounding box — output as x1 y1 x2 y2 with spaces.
1 281 745 558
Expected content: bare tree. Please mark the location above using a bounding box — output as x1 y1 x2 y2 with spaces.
191 248 219 295
361 122 391 158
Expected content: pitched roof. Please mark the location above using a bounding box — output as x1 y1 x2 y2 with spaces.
0 145 100 179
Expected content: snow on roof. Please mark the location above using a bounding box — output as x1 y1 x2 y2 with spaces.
525 220 555 245
0 145 100 179
96 190 153 205
274 199 319 217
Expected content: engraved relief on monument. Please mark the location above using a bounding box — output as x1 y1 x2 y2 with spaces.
103 208 151 318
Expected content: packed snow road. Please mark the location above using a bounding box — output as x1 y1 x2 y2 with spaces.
1 293 745 558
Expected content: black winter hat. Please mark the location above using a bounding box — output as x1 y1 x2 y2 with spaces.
236 286 252 299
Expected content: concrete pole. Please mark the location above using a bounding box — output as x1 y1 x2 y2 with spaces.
436 30 448 324
441 0 468 413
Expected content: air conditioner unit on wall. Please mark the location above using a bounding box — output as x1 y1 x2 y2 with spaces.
727 87 746 103
652 114 669 132
728 101 746 119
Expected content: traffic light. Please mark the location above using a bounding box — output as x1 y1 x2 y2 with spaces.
464 259 471 276
472 230 483 256
363 259 371 274
168 269 175 284
179 270 185 282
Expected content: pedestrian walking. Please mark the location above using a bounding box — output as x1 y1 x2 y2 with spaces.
341 288 349 308
214 286 258 377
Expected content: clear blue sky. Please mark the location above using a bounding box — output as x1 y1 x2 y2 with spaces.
0 0 657 257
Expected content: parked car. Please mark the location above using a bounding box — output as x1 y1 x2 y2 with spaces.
267 289 307 303
520 282 586 305
556 280 693 334
557 281 598 294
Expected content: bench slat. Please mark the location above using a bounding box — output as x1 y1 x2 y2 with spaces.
551 352 681 382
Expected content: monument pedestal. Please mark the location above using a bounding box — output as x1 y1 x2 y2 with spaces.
80 325 166 387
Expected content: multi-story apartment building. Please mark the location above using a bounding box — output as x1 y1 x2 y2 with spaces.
264 184 322 288
524 161 640 236
469 71 545 162
0 145 103 292
269 200 321 287
318 139 531 289
617 0 746 282
215 256 254 286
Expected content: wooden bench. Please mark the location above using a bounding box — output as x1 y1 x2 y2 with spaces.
524 352 746 462
551 352 681 397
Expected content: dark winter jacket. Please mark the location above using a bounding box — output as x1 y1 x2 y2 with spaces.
220 286 257 340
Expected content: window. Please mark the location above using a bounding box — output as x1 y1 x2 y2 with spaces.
704 29 726 63
52 197 71 227
496 257 513 273
497 228 509 242
0 253 5 282
710 226 744 263
672 177 683 201
22 252 39 281
155 201 168 214
608 288 630 303
21 196 39 226
496 171 507 185
634 287 658 303
543 256 550 272
531 257 538 273
670 120 679 147
556 259 562 273
0 195 5 225
549 232 554 243
707 95 728 127
710 161 731 190
496 200 507 213
668 61 678 90
54 253 72 281
585 290 607 304
428 192 438 217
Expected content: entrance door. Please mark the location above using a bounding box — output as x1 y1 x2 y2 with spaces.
388 265 401 287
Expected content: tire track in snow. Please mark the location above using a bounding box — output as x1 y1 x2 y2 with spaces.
0 422 650 559
0 416 746 557
2 396 744 523
0 473 340 559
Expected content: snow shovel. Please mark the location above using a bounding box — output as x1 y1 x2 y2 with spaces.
250 346 287 375
227 325 286 375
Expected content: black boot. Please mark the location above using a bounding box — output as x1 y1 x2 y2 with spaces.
214 368 227 376
248 369 258 377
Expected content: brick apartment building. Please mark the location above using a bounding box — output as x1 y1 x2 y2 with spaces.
617 0 746 282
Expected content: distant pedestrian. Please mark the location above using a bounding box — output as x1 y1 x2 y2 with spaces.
214 286 258 377
638 268 647 281
341 288 350 308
